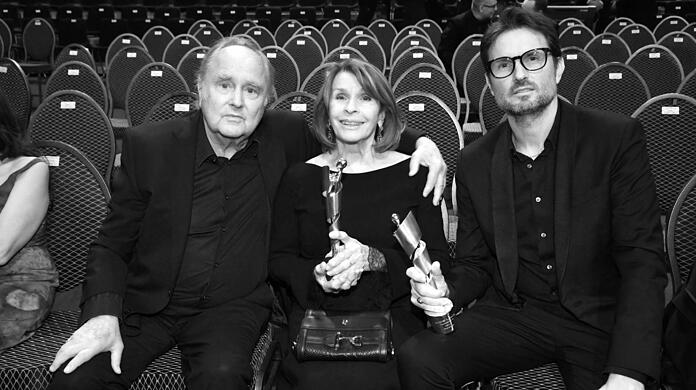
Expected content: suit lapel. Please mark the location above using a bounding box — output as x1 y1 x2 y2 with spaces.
491 124 519 298
168 113 198 284
554 100 575 284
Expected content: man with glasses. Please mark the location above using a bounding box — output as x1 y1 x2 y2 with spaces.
399 7 665 390
437 0 498 69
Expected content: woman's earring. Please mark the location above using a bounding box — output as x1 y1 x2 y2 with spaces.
375 123 384 143
327 124 335 142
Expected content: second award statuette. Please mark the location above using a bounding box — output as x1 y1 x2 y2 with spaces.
325 158 348 261
392 211 455 334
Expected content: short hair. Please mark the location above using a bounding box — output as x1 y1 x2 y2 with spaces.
195 35 277 103
0 91 31 159
313 59 404 153
480 7 561 72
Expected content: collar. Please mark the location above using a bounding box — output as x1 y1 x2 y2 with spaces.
195 115 261 167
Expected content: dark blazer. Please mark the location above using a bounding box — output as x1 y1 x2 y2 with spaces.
81 110 320 320
450 100 666 379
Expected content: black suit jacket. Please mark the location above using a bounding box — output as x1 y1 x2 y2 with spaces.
81 110 320 320
450 100 666 379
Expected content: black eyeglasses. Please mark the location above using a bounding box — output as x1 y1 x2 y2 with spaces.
487 48 552 79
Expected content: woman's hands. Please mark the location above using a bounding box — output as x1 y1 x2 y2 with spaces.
314 231 369 293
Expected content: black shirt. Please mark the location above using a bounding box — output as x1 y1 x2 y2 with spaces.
510 111 560 303
167 120 267 312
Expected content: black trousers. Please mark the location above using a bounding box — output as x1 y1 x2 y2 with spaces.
49 292 271 390
397 300 611 390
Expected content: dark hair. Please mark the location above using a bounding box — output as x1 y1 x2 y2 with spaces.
313 59 403 153
195 35 277 103
0 91 32 159
480 7 560 72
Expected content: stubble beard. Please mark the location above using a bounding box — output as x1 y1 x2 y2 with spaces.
497 82 556 118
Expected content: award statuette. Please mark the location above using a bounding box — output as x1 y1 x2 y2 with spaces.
392 211 455 334
325 158 348 261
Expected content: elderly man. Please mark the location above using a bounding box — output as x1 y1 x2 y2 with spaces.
47 36 446 389
400 7 665 390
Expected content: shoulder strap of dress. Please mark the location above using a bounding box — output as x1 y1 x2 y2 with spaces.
2 157 46 187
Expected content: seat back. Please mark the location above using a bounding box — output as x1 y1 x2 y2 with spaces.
368 19 397 65
604 17 635 35
584 33 631 65
323 46 367 64
29 90 115 185
479 84 505 135
268 91 317 129
275 19 303 47
0 58 31 130
45 61 110 114
558 46 598 103
682 22 696 41
283 33 324 85
463 52 487 123
393 63 460 120
187 19 216 36
390 46 443 85
106 45 154 110
263 45 301 99
415 19 442 49
35 140 111 294
54 43 97 71
391 25 430 55
246 25 276 48
658 32 696 76
559 24 595 49
391 35 437 67
22 17 55 63
143 91 199 124
654 15 689 41
231 19 258 36
341 26 376 47
177 46 208 92
142 25 175 62
163 34 201 68
558 17 584 32
0 18 12 57
397 92 463 208
677 68 696 99
576 62 650 116
627 44 684 97
300 62 332 97
451 34 483 95
667 172 696 290
192 26 222 48
295 25 328 55
632 93 696 219
125 62 189 127
105 33 146 71
345 35 386 73
618 23 656 53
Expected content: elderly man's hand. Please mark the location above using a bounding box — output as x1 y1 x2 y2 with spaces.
49 315 123 375
598 373 644 390
410 137 447 206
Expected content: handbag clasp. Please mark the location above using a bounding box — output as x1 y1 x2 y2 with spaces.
333 332 363 349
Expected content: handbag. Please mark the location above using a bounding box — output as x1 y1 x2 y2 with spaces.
293 309 394 362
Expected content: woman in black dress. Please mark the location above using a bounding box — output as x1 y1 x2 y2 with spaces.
270 59 450 389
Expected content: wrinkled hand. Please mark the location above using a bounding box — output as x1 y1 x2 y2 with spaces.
49 315 123 375
410 137 447 206
313 231 367 293
598 373 644 390
406 261 452 316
